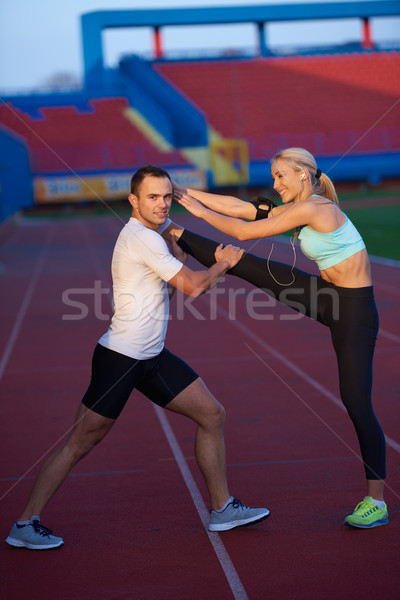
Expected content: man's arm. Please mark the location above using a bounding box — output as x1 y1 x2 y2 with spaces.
160 220 184 242
166 233 188 299
167 238 244 298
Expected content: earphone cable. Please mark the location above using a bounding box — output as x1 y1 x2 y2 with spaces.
266 236 296 286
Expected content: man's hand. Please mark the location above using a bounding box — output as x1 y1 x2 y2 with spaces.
214 244 244 269
168 232 188 265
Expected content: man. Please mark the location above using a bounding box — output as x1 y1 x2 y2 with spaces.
6 165 269 550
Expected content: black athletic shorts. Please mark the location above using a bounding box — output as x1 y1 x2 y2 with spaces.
81 344 199 420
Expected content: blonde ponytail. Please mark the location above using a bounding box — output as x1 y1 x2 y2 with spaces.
272 147 338 204
315 172 338 204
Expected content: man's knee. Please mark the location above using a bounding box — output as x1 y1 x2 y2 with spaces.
206 401 226 430
64 431 103 462
67 409 114 461
218 403 226 425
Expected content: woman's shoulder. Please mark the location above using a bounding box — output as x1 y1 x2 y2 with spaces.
306 195 342 213
307 194 331 203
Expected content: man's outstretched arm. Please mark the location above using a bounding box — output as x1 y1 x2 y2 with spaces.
167 235 243 298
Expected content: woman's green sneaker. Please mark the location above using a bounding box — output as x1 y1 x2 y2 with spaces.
344 496 388 528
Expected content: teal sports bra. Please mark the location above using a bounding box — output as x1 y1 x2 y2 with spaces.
298 215 366 270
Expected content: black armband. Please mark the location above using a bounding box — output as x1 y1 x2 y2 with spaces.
251 196 276 220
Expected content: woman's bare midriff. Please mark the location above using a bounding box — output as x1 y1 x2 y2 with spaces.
319 249 372 287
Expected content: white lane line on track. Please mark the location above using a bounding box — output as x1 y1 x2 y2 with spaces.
0 227 53 385
379 329 400 343
374 282 400 295
370 255 400 269
153 405 249 600
211 304 400 455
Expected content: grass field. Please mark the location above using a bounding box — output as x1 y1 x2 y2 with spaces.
336 188 400 261
343 204 400 260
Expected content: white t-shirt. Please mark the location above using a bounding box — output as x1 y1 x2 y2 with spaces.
98 218 183 359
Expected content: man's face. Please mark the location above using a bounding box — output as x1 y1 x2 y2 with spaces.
129 175 172 231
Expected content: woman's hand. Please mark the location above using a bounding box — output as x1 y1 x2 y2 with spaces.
175 191 208 218
171 179 185 194
214 243 244 269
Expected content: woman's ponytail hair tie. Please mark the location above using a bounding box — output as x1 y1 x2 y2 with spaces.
315 168 322 180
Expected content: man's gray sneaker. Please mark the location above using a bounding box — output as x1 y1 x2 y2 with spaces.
6 516 63 550
209 498 270 531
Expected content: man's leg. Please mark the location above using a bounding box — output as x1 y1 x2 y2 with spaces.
165 378 270 531
6 403 115 549
166 378 229 510
19 403 115 520
139 349 270 531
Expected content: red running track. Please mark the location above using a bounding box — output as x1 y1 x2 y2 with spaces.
0 212 399 600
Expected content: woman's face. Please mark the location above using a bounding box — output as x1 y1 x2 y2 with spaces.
271 159 305 203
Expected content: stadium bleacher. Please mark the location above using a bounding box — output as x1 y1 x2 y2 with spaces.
0 97 188 174
156 52 400 159
1 51 398 179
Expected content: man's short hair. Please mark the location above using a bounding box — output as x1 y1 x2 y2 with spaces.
130 165 171 196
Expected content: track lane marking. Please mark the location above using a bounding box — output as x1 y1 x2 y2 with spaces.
154 404 249 600
0 227 53 384
379 329 400 343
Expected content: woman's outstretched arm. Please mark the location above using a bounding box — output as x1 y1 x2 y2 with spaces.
177 192 310 240
172 181 256 220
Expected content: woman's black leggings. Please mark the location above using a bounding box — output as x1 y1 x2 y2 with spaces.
178 229 386 480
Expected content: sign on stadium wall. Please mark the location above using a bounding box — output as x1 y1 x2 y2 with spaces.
33 169 207 203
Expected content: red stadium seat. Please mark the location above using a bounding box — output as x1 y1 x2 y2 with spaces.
0 98 189 173
156 52 400 159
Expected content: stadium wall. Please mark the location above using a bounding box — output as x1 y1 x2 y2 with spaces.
0 126 33 222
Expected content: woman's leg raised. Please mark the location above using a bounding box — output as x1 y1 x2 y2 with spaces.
178 229 326 323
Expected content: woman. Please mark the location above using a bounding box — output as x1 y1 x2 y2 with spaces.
167 147 388 529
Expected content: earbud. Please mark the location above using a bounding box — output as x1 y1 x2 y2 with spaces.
300 173 305 181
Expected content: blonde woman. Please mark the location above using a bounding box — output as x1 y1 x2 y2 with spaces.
165 148 387 529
